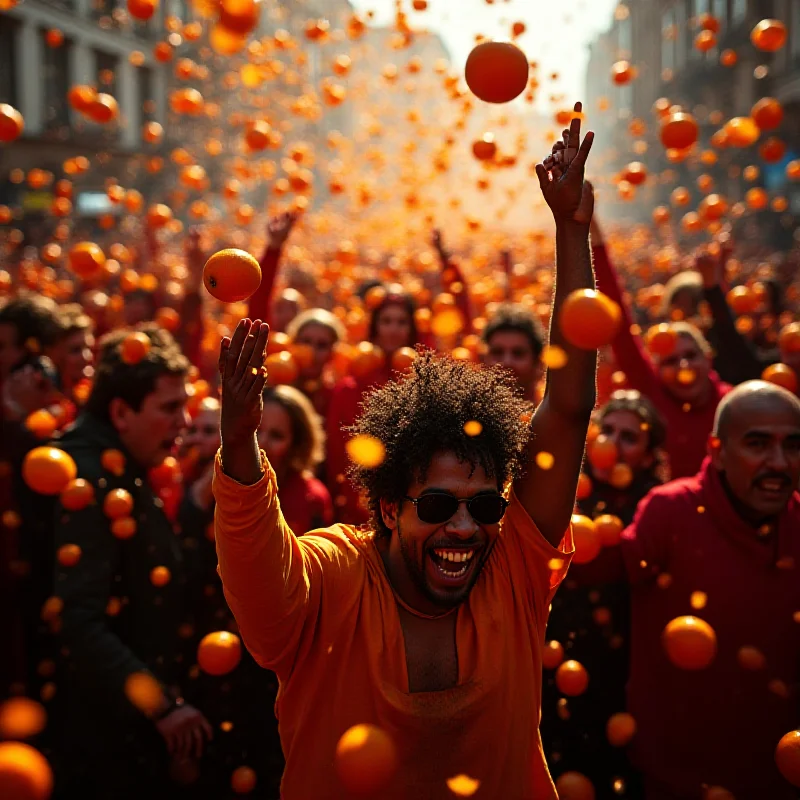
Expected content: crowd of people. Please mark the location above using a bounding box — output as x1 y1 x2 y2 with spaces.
1 108 799 800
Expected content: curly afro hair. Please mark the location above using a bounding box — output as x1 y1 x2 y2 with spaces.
347 351 533 537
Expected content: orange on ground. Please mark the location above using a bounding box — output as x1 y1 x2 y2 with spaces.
775 730 800 786
23 447 77 495
0 741 53 800
571 515 601 564
198 631 242 676
662 615 717 669
558 289 621 349
335 723 398 795
555 659 589 696
464 41 529 104
203 249 262 303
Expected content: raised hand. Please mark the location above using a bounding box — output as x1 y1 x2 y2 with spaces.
219 319 270 447
535 102 595 225
266 211 298 251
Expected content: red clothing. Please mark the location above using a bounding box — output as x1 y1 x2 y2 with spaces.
325 364 394 526
618 459 800 799
592 244 732 478
278 469 334 535
213 454 574 799
247 246 281 326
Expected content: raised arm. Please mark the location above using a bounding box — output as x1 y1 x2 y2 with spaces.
214 320 361 674
696 245 770 384
246 211 298 325
514 104 597 547
179 227 206 370
590 219 664 402
433 228 473 332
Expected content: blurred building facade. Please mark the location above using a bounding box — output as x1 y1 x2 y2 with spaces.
584 0 799 243
0 0 175 222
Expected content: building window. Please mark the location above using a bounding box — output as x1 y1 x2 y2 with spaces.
675 1 688 67
617 15 632 56
712 0 727 30
42 30 70 132
166 0 188 21
662 7 676 72
138 65 155 122
0 16 17 106
94 49 118 97
731 0 747 23
792 0 800 60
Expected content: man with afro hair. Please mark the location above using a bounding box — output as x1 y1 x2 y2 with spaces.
212 107 597 799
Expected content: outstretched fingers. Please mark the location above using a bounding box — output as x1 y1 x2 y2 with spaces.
572 130 595 168
568 102 583 148
233 320 263 383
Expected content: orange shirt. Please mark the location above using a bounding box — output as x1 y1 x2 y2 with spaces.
213 453 574 799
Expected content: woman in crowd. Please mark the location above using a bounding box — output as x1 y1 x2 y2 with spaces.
541 390 667 799
286 308 346 419
325 288 421 523
259 384 333 534
591 218 731 478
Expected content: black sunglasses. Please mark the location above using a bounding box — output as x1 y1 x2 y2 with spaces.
403 492 508 525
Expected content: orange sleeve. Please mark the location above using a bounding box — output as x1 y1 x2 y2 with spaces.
212 451 363 679
499 487 575 635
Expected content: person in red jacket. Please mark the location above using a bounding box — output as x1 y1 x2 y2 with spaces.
590 218 731 479
286 308 346 419
326 289 422 523
259 384 333 535
588 380 800 800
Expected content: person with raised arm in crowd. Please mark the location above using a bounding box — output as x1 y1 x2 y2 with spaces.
210 107 597 798
590 217 732 478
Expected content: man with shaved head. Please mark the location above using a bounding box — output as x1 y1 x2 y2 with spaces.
579 380 800 799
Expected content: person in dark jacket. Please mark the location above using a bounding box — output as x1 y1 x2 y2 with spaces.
542 391 666 799
50 323 212 800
